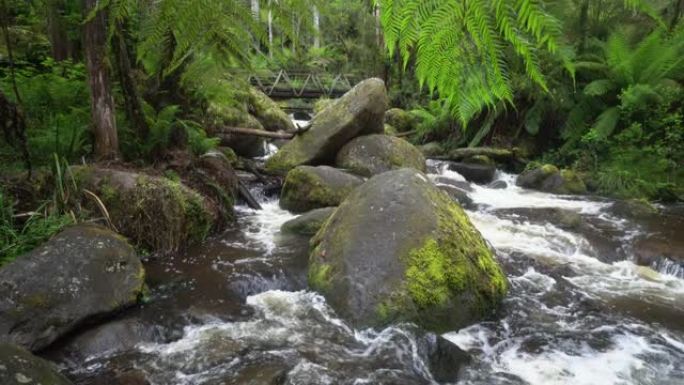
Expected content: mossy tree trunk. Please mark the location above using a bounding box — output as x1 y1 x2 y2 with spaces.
113 21 149 140
83 0 119 161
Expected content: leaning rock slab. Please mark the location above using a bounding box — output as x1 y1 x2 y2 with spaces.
281 207 336 236
265 78 388 174
0 224 145 351
248 87 296 132
0 343 73 385
309 169 507 332
336 134 426 177
280 166 363 213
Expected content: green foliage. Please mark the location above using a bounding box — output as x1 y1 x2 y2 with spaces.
0 59 90 167
379 0 569 125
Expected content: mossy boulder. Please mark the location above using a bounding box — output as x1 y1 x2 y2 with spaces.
384 108 416 132
73 167 215 254
335 134 426 177
313 98 334 114
384 123 398 136
190 151 239 224
0 343 73 384
281 207 336 236
419 142 444 157
0 224 145 351
247 87 296 132
611 199 659 219
280 166 364 213
309 169 508 332
516 164 587 194
265 78 389 174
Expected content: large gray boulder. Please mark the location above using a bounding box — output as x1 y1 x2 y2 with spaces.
0 224 145 351
309 169 507 332
265 78 388 174
0 343 73 385
280 166 364 213
447 162 496 184
335 134 426 177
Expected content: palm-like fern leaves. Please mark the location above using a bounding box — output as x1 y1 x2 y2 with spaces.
566 26 684 141
378 0 567 125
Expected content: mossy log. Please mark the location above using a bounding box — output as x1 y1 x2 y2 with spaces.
435 147 515 161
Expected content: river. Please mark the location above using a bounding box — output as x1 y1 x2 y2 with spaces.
49 161 684 385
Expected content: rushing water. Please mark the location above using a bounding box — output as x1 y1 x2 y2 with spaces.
50 163 684 385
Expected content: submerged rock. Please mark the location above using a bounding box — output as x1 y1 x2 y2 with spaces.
336 134 426 177
309 169 508 332
280 166 364 213
73 166 215 254
0 343 73 385
516 164 587 195
447 162 496 184
0 224 145 351
384 108 415 132
247 87 296 133
281 207 336 236
487 180 508 189
265 78 388 174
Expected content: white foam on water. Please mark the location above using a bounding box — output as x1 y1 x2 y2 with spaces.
234 200 295 254
496 333 657 385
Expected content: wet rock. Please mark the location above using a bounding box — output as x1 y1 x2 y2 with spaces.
309 169 508 332
281 207 336 236
0 224 145 351
488 180 508 189
463 155 495 166
438 185 475 209
634 236 684 265
248 88 296 133
0 343 73 385
432 176 473 192
54 318 161 363
192 151 239 222
280 166 364 213
265 78 388 174
384 108 415 132
516 164 587 195
447 162 496 184
418 142 444 157
73 166 215 254
610 199 658 219
423 335 471 383
335 134 426 177
313 98 334 114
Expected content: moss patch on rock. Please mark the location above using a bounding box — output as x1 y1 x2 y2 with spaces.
384 108 416 132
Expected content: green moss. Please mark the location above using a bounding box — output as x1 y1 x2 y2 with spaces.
398 187 507 329
281 167 355 212
541 164 560 175
308 263 333 292
560 169 587 194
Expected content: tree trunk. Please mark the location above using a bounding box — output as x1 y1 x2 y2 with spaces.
83 0 119 161
268 2 273 58
113 21 149 140
251 0 260 20
46 0 74 61
313 5 321 48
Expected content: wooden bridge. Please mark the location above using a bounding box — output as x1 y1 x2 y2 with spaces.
242 70 363 99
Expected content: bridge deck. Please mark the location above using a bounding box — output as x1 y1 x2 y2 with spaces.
244 70 362 99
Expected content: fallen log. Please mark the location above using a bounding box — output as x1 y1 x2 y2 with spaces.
217 126 294 140
432 147 515 161
237 180 262 210
395 130 417 138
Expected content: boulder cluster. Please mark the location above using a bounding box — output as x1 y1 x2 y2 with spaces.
273 79 509 334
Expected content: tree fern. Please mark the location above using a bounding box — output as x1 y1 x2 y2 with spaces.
378 0 567 125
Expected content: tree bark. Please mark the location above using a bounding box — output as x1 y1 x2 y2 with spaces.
313 5 321 48
46 0 74 61
113 21 149 140
83 0 119 161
